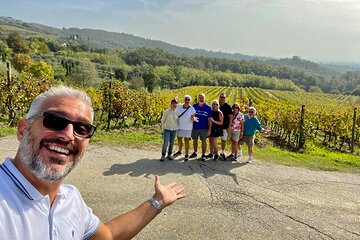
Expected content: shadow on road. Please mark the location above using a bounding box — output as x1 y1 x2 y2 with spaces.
103 158 247 184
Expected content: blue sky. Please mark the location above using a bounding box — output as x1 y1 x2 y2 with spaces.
0 0 359 63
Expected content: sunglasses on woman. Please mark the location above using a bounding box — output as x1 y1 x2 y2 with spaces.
28 112 96 138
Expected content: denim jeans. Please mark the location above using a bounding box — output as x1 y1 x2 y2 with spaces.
162 129 177 157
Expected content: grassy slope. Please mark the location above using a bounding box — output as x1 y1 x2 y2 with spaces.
0 24 58 40
1 125 359 174
73 126 360 174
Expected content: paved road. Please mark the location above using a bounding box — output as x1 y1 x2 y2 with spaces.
1 136 359 240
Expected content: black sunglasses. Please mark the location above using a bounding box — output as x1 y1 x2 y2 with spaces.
29 112 96 138
248 111 254 114
185 98 190 101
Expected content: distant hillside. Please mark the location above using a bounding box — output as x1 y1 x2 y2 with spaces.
321 63 360 74
263 56 339 76
0 16 258 61
0 16 354 76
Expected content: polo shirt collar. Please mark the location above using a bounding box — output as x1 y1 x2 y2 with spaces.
1 158 65 201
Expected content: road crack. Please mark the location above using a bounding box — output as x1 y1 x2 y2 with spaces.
232 189 336 240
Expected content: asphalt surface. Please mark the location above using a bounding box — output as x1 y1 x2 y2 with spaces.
1 136 359 240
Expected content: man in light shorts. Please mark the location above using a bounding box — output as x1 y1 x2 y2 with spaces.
173 95 196 161
219 93 233 160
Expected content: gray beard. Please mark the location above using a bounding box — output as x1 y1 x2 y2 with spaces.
19 130 83 182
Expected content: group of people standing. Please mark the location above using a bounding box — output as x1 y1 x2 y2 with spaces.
161 93 266 163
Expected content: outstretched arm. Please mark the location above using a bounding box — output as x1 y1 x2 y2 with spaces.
240 119 244 139
227 114 233 133
91 176 185 240
207 117 212 136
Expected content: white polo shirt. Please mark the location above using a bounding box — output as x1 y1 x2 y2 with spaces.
0 158 100 240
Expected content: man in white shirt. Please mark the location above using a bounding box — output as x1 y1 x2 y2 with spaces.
173 95 196 161
0 86 185 240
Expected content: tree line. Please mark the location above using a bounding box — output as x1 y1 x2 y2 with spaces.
1 32 359 95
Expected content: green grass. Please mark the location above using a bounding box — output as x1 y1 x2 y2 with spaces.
0 24 58 39
1 125 359 174
93 127 360 174
0 125 16 138
255 143 360 174
91 125 163 148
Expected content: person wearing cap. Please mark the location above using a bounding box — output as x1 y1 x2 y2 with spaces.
160 99 179 161
241 106 265 163
219 93 233 160
173 95 196 161
0 86 186 240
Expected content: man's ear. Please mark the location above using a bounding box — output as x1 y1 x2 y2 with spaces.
17 118 30 141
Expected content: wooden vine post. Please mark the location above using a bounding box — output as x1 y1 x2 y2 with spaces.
298 105 306 149
107 77 113 130
351 108 357 153
6 61 14 126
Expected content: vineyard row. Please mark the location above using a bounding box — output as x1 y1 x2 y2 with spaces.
0 75 359 152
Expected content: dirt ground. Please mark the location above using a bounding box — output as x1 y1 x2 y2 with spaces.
1 136 359 240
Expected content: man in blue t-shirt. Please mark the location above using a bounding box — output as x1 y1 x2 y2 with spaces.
189 93 212 161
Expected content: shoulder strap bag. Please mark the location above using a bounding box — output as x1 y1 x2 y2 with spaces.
178 106 190 119
232 113 238 123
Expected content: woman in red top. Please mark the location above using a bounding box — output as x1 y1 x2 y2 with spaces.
227 103 244 161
